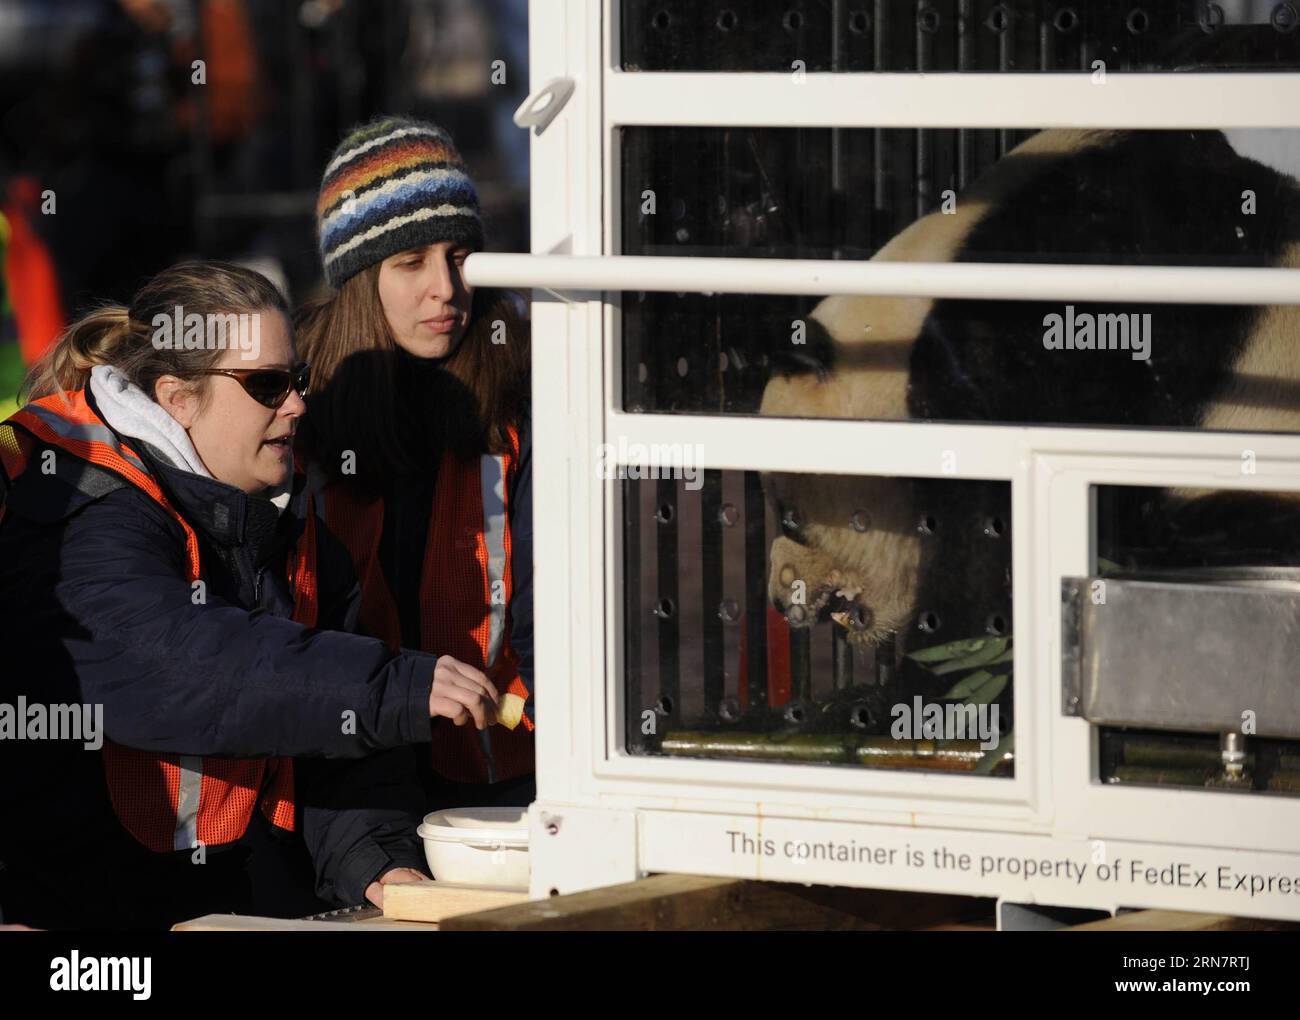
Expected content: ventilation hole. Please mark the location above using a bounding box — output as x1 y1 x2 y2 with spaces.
654 502 674 524
718 599 739 623
674 226 690 243
1274 2 1299 32
1199 2 1224 31
676 356 689 377
846 603 874 632
850 509 871 532
785 604 808 625
717 9 738 31
1126 7 1149 33
983 516 1006 538
849 704 873 729
918 514 938 535
784 703 806 723
671 197 687 220
986 4 1010 32
986 613 1008 636
918 611 942 634
848 10 871 34
1053 6 1078 32
549 887 560 896
783 10 804 32
917 5 941 31
654 598 676 619
656 695 674 715
718 502 739 526
719 696 741 722
651 10 670 31
781 506 804 533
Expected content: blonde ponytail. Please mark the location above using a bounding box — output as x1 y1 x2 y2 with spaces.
23 306 136 400
18 260 289 406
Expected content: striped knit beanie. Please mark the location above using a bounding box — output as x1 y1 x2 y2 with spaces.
316 116 484 289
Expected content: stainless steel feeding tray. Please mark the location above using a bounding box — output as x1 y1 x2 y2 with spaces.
1062 568 1300 739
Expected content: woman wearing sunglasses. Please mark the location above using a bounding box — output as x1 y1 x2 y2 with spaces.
0 260 499 930
296 117 536 811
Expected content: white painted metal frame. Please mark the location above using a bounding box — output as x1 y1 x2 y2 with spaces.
468 254 1300 305
607 70 1300 130
512 0 1300 912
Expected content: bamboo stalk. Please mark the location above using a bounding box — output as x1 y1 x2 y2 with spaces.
659 730 1009 771
1266 770 1300 794
1108 766 1210 786
1122 738 1233 769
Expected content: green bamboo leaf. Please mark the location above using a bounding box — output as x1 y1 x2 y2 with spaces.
963 673 1008 707
942 669 994 700
972 731 1015 775
931 637 1009 675
906 636 991 664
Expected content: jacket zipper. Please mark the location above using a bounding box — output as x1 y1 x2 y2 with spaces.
478 727 498 785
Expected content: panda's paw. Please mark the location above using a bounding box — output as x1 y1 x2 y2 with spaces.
768 537 876 638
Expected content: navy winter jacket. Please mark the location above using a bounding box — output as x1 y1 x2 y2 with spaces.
0 390 440 928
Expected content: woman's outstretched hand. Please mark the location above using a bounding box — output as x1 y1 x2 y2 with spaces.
428 656 499 730
364 867 428 909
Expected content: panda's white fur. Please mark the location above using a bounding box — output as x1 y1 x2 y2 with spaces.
1197 241 1300 434
759 128 1300 645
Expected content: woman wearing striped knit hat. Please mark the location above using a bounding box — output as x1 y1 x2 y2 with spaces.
296 116 535 812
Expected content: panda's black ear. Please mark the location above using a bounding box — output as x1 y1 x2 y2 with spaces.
768 314 836 382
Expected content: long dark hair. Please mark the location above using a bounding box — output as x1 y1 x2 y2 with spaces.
295 264 530 488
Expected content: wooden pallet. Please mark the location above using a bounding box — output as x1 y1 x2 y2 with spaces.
175 875 1300 932
173 881 528 931
441 875 1300 932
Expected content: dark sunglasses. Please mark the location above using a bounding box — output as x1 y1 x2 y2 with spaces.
187 363 310 409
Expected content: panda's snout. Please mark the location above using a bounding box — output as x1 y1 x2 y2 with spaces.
826 593 874 633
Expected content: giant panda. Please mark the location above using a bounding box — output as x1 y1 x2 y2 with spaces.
759 128 1300 702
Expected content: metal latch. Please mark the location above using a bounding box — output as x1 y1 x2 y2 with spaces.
514 78 575 135
1061 569 1300 739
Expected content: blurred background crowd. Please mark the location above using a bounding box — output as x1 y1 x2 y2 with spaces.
0 0 531 416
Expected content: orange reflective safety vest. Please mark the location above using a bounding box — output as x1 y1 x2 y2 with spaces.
0 391 318 852
311 427 534 786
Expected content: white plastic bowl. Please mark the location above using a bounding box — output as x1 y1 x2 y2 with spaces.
417 807 530 891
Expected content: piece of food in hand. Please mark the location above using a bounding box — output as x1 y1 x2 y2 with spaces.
495 692 526 730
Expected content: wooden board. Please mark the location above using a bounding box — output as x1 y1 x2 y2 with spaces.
381 880 530 923
1063 910 1300 932
173 913 430 931
440 873 995 931
176 884 1296 932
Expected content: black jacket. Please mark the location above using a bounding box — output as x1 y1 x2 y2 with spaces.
0 392 437 929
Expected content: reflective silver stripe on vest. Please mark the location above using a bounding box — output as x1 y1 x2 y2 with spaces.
480 453 509 669
479 453 510 785
23 404 148 473
173 756 203 851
